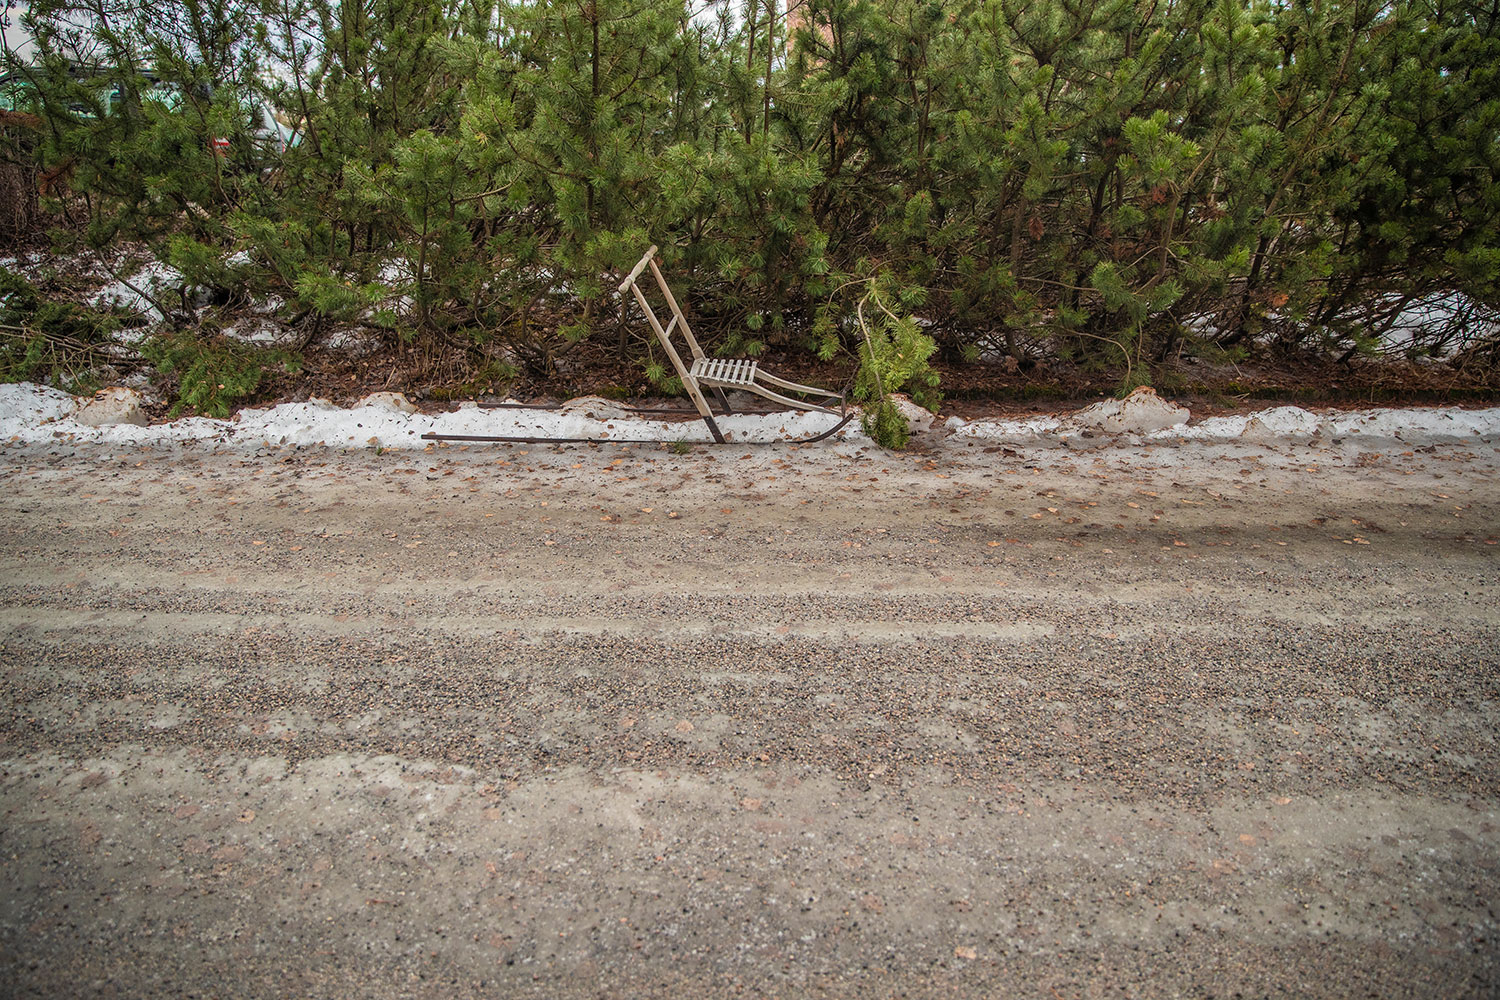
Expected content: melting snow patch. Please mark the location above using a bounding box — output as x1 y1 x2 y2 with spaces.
944 387 1191 444
945 413 1064 443
2 380 1497 452
1323 407 1500 443
1148 415 1250 442
223 319 294 345
946 402 1500 447
323 329 382 355
0 383 78 435
226 397 858 448
1240 406 1321 441
948 413 1068 446
91 261 184 323
1 252 57 278
238 398 423 448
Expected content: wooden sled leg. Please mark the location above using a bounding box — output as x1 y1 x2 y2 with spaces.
702 411 726 444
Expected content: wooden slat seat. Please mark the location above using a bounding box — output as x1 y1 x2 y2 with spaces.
690 357 758 388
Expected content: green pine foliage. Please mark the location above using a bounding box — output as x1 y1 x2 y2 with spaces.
9 0 1499 397
0 267 121 390
142 328 299 417
848 274 941 448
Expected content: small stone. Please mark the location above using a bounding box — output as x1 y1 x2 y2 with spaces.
75 387 148 427
356 391 418 414
1069 386 1188 435
888 394 937 435
561 395 632 419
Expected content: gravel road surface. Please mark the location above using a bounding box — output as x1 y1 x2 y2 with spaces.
1 433 1498 998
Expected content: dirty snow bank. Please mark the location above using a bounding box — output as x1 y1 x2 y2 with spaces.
0 383 857 448
947 404 1500 447
1140 405 1500 445
0 383 77 428
947 388 1500 447
3 381 1499 451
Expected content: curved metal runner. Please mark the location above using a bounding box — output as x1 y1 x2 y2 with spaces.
419 411 856 447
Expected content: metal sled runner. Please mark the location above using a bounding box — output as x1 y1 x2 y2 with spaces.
422 245 853 446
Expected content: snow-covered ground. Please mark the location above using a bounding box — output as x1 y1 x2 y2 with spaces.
89 260 184 324
946 401 1500 447
3 381 1498 452
0 383 854 448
